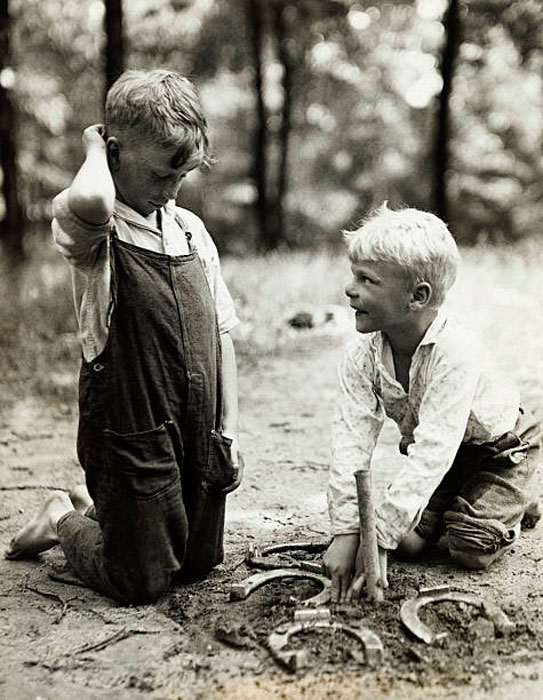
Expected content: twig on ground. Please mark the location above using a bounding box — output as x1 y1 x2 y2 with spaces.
0 485 67 491
69 627 160 656
25 583 77 624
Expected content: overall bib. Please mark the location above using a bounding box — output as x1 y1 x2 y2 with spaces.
57 226 236 604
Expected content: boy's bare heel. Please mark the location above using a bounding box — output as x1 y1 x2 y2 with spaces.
4 491 73 559
521 500 541 529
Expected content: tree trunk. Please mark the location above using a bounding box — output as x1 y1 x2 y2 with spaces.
0 0 25 264
246 0 271 251
272 1 294 249
104 0 124 100
434 0 461 223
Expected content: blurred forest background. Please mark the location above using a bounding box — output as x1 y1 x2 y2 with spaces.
2 0 543 259
0 0 542 406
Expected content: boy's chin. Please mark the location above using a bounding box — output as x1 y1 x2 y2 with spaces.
355 318 375 334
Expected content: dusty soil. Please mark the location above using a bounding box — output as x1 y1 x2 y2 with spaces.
1 332 542 699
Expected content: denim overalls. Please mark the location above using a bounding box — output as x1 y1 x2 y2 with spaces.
57 222 236 603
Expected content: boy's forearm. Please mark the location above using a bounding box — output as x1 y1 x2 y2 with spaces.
68 129 116 225
219 332 239 438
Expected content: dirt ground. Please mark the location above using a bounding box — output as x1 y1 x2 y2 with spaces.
1 331 542 699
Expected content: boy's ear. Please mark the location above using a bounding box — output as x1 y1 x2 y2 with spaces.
410 282 432 310
107 137 121 171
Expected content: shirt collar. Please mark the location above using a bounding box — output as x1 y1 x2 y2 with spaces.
376 307 448 363
418 307 448 347
113 199 176 234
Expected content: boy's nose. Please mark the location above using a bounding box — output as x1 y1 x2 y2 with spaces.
345 281 356 298
164 175 185 200
164 182 181 200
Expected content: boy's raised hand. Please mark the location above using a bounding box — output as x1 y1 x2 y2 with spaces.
82 124 107 151
323 533 359 602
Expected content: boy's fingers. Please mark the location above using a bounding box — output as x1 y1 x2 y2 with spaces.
329 571 348 603
346 572 365 602
379 548 389 588
221 454 244 494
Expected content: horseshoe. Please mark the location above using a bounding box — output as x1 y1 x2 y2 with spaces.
400 585 515 644
246 540 328 575
229 568 331 607
268 608 384 672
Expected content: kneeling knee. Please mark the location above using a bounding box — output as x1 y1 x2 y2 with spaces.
397 531 428 560
449 547 497 570
113 574 172 605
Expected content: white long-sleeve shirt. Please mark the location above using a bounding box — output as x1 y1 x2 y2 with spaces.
52 191 239 362
328 310 520 550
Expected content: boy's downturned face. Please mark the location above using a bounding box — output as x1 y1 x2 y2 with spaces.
109 134 194 216
345 259 413 335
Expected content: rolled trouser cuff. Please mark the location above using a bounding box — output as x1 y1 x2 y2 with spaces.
445 510 520 555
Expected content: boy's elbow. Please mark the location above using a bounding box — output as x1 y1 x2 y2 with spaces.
68 189 113 226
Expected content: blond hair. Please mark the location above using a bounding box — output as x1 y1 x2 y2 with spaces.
105 69 211 171
345 203 460 307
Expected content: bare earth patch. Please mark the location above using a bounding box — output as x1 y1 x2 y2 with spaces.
1 333 542 699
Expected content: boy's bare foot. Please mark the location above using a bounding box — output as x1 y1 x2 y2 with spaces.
522 500 542 530
4 491 73 560
69 484 93 513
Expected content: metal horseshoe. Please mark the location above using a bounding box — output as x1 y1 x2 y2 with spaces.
268 608 384 672
246 540 328 575
400 585 515 644
229 568 331 607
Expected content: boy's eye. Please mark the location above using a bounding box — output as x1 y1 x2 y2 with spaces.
358 275 373 283
153 172 170 181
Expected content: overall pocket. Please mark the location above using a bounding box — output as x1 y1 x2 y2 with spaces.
102 420 179 500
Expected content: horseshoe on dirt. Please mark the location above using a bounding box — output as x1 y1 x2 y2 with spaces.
267 608 384 672
400 585 515 645
229 568 331 607
246 540 329 575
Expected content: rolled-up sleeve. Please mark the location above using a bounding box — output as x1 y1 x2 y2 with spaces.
375 354 479 549
328 338 384 535
52 189 111 267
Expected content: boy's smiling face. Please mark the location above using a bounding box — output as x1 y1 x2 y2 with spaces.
109 135 194 217
346 259 413 335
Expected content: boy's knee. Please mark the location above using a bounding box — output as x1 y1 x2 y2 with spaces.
111 570 173 605
449 547 497 570
396 530 428 559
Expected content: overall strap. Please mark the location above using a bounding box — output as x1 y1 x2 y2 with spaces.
174 212 224 430
107 222 119 328
173 212 195 252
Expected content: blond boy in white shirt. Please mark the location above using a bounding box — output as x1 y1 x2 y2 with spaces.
324 204 541 602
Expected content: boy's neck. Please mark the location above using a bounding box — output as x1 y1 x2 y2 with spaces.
384 308 438 359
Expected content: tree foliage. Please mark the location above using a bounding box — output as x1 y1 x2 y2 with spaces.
1 0 543 254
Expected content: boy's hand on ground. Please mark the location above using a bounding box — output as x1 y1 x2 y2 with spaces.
323 533 359 603
82 124 107 152
346 545 388 602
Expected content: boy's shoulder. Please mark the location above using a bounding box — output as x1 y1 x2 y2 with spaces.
427 312 496 376
171 205 218 255
173 205 205 231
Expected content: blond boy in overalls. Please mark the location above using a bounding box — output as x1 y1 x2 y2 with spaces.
6 70 242 604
